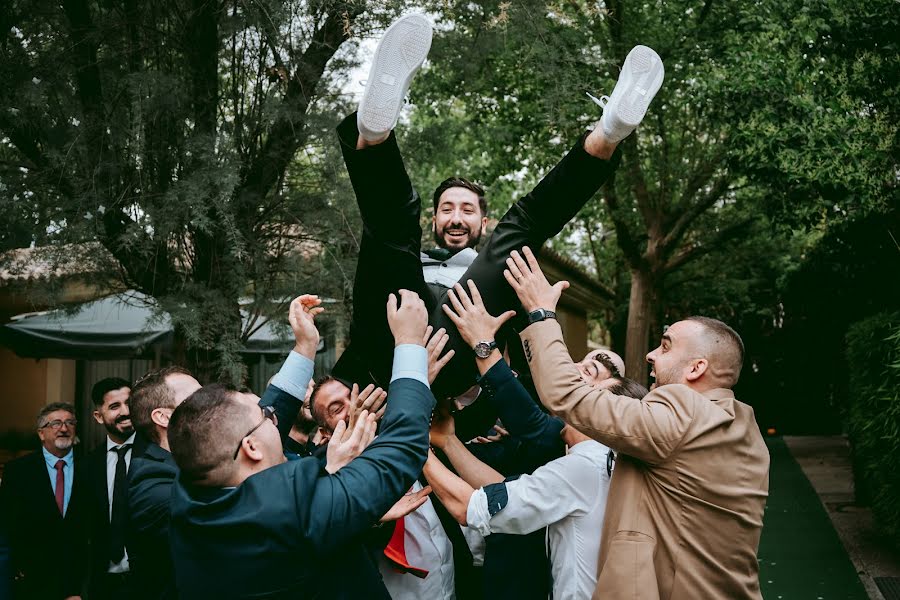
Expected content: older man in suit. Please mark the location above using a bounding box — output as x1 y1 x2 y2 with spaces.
503 246 770 600
0 402 88 599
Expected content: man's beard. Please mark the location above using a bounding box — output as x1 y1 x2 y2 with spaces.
54 436 74 451
434 223 482 251
106 416 134 438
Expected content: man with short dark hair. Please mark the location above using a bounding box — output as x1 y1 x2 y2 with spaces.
85 377 137 600
330 14 663 403
506 246 769 600
0 402 87 599
167 290 437 599
125 295 339 599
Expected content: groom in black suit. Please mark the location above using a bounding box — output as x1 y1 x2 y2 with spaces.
0 402 88 599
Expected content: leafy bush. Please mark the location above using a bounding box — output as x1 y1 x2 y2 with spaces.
845 311 900 549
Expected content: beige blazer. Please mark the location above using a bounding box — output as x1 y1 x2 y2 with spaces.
521 321 769 600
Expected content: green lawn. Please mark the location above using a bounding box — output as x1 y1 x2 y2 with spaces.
758 437 868 599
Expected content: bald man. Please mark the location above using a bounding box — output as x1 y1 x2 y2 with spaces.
506 247 769 600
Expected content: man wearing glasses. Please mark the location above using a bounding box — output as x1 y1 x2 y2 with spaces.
0 402 88 599
166 290 436 599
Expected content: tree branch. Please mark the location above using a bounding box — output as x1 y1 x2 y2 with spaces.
662 216 755 273
602 181 646 269
659 173 733 256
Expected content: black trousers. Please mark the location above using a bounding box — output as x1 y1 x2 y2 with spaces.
330 112 621 399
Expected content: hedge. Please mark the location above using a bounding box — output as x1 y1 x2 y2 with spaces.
844 311 900 549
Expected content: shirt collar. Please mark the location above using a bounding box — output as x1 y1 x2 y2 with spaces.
42 446 74 467
567 439 607 458
106 431 137 451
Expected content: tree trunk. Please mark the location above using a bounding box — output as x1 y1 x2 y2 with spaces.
624 267 656 387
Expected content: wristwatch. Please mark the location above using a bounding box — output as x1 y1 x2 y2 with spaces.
527 308 557 324
473 340 498 359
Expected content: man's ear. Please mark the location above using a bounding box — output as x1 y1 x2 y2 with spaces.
480 216 488 235
685 359 708 382
151 407 172 429
238 436 265 463
92 409 104 425
432 215 437 233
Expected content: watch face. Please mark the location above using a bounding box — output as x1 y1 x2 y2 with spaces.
474 342 493 359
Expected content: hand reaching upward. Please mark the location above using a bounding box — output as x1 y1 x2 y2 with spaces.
289 294 324 359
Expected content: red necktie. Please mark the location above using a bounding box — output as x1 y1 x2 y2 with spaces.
383 516 429 579
54 459 65 515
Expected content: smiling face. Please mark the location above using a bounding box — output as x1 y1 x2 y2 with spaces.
38 409 77 456
93 387 133 443
312 379 352 434
432 187 488 252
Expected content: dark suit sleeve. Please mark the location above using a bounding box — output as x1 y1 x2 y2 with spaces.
0 464 17 592
480 360 564 447
303 378 435 555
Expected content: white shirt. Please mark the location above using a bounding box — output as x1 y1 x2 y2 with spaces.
466 440 612 600
378 481 456 599
106 432 136 573
421 248 478 289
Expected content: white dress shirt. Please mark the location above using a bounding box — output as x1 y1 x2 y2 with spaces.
466 440 612 600
106 432 136 573
421 248 477 289
378 481 456 600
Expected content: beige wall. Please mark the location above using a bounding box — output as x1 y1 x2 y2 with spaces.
0 347 76 432
558 307 588 361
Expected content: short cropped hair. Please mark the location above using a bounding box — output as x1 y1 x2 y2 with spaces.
432 177 487 216
605 377 649 399
37 402 76 429
685 316 745 387
168 384 248 485
91 377 131 407
130 366 193 443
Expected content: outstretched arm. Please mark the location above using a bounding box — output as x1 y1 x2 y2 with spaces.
430 406 505 489
422 451 475 525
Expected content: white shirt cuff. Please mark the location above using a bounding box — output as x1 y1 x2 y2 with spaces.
466 488 493 537
270 351 315 400
390 344 429 387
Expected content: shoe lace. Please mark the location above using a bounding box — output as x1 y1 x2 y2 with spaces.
586 92 609 109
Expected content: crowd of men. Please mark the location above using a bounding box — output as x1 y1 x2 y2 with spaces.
0 14 769 600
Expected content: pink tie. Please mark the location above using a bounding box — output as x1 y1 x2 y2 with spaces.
54 460 65 515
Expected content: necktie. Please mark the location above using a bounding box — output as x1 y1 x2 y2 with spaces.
54 460 65 515
109 443 132 562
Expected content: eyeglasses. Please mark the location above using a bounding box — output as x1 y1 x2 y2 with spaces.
40 419 77 430
233 405 278 460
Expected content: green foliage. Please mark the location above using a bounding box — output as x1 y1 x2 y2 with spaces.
845 311 900 549
0 0 404 382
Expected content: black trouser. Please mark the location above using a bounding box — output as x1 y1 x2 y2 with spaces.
330 112 621 399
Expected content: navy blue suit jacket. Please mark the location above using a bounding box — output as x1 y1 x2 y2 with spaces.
170 378 435 599
125 381 306 599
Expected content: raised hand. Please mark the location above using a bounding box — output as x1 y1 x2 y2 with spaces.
442 280 517 348
424 326 455 384
347 383 387 430
503 247 569 312
379 486 433 523
386 289 428 346
288 294 325 359
325 409 377 474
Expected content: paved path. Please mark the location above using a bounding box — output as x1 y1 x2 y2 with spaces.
759 437 870 599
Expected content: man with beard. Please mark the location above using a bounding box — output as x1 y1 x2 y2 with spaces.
85 378 137 600
329 13 663 402
0 402 87 599
506 246 769 600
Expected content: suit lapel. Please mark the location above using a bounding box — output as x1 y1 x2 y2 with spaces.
30 451 64 522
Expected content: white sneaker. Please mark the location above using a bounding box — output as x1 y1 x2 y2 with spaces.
357 14 433 142
588 45 664 143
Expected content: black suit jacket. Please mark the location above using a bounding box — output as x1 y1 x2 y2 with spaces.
0 449 88 599
170 378 435 599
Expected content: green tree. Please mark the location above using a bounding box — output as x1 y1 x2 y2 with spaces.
0 0 400 382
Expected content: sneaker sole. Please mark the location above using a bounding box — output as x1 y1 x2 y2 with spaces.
357 14 433 140
613 45 664 126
